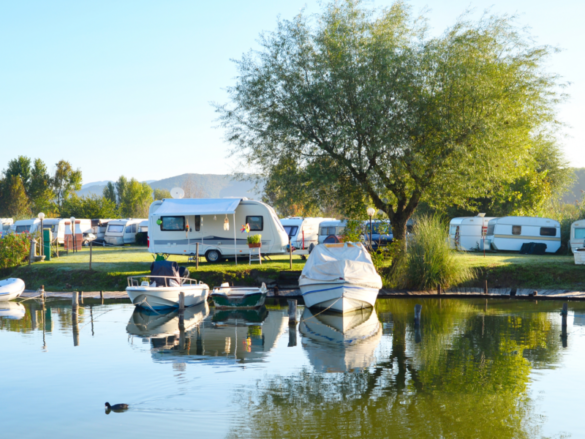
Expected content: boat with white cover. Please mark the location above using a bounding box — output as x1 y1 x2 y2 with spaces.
0 278 25 301
0 301 26 320
299 307 382 372
299 243 382 313
126 261 209 310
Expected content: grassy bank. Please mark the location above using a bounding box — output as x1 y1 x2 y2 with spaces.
4 246 584 292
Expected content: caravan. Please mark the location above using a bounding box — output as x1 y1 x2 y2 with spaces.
91 219 113 243
11 219 40 234
280 217 335 251
318 220 347 244
105 219 147 246
44 219 92 245
0 219 13 237
148 198 289 263
570 220 585 253
485 217 561 253
449 215 495 251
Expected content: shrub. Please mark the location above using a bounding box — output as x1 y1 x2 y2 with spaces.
0 233 32 269
395 215 473 290
247 234 262 245
134 232 148 246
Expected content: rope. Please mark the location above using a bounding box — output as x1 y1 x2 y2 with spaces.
16 294 45 303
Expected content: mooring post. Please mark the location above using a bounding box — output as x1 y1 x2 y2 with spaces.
196 243 200 270
561 303 568 348
40 285 45 303
287 299 297 325
288 324 297 347
72 293 79 347
179 292 185 312
437 284 442 296
414 304 422 328
72 291 78 309
484 280 488 295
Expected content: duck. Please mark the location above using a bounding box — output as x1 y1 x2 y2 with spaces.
105 402 129 412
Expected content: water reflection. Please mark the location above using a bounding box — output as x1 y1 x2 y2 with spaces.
0 301 25 320
299 307 382 372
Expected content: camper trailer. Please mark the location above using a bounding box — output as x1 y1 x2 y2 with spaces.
280 217 335 251
0 218 13 237
318 220 347 244
43 218 92 245
105 218 147 246
148 198 289 263
485 217 561 253
11 219 40 234
449 216 496 251
570 220 585 253
91 219 113 243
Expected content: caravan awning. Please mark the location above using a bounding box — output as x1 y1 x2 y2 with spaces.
154 198 242 216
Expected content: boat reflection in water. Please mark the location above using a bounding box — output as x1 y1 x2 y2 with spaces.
0 302 26 320
126 305 288 365
299 307 382 373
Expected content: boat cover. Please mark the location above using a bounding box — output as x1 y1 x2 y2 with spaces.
154 198 242 216
299 243 382 289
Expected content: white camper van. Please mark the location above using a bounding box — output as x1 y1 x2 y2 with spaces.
449 215 495 251
148 198 289 263
11 219 42 234
0 218 13 237
43 219 92 245
280 217 335 251
570 220 585 253
91 219 113 242
318 220 347 244
485 217 561 253
105 218 146 246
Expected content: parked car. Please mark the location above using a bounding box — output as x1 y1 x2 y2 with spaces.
361 220 393 250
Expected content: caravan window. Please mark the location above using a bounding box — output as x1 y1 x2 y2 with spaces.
512 226 522 235
246 216 263 231
16 225 31 233
540 227 556 237
125 224 136 234
320 226 339 236
108 224 124 233
487 224 495 236
575 228 585 239
161 216 185 231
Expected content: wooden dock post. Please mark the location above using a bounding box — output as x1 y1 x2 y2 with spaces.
287 299 297 325
179 292 185 312
561 303 568 348
40 285 45 303
484 280 488 295
437 284 441 296
288 325 297 347
79 291 83 305
72 291 78 309
414 304 422 328
72 293 80 347
100 290 104 304
196 243 200 270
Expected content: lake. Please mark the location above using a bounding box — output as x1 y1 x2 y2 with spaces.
1 297 583 438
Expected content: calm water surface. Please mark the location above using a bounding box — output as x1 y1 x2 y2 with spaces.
1 298 584 438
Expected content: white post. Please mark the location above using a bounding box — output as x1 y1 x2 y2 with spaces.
233 213 237 265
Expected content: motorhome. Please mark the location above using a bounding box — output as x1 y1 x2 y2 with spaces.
0 218 13 237
318 220 347 244
105 218 147 246
280 217 335 251
43 218 92 245
485 217 561 253
569 220 585 253
449 215 496 251
148 198 289 263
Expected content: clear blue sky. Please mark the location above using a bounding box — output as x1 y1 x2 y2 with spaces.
1 0 583 184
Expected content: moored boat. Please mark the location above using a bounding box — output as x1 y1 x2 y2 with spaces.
299 243 382 313
126 261 209 310
210 282 268 309
0 278 25 301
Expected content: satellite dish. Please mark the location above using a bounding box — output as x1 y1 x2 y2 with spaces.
171 187 185 199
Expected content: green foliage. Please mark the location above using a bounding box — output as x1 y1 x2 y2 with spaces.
52 160 82 209
103 182 117 205
537 193 585 254
29 158 55 214
119 178 152 218
4 156 32 190
247 234 262 245
218 0 565 246
393 215 473 290
115 176 128 206
153 188 171 200
134 231 148 246
0 233 31 269
341 219 363 243
0 176 31 219
60 194 118 219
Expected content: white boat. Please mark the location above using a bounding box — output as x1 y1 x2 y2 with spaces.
0 278 25 301
299 307 382 372
299 243 382 313
0 301 26 320
210 282 268 309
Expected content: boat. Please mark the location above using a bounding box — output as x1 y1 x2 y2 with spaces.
298 242 382 313
126 261 209 310
299 307 382 372
0 278 25 301
210 282 268 309
0 301 26 320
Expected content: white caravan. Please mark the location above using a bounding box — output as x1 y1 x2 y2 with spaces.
570 220 585 253
91 219 113 242
148 198 289 263
449 215 496 251
485 217 561 253
280 217 335 250
318 220 347 244
0 218 13 236
44 219 92 244
11 219 41 234
105 218 146 246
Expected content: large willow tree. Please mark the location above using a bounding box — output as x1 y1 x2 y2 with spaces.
218 0 563 243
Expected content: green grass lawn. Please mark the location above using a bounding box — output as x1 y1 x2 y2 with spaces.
6 245 585 291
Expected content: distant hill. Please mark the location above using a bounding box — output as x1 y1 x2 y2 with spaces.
563 168 585 204
78 174 263 200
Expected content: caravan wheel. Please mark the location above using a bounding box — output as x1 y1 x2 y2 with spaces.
205 249 222 263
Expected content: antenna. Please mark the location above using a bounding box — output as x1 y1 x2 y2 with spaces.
170 187 185 199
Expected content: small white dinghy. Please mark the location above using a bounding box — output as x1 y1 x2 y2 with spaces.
299 243 382 313
0 278 25 301
126 261 209 311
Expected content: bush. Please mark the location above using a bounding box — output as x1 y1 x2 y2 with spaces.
0 233 32 269
134 232 148 246
394 215 473 290
247 234 262 245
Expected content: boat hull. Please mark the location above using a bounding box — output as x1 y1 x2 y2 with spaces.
126 285 209 310
0 278 25 301
210 292 267 309
300 283 378 313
